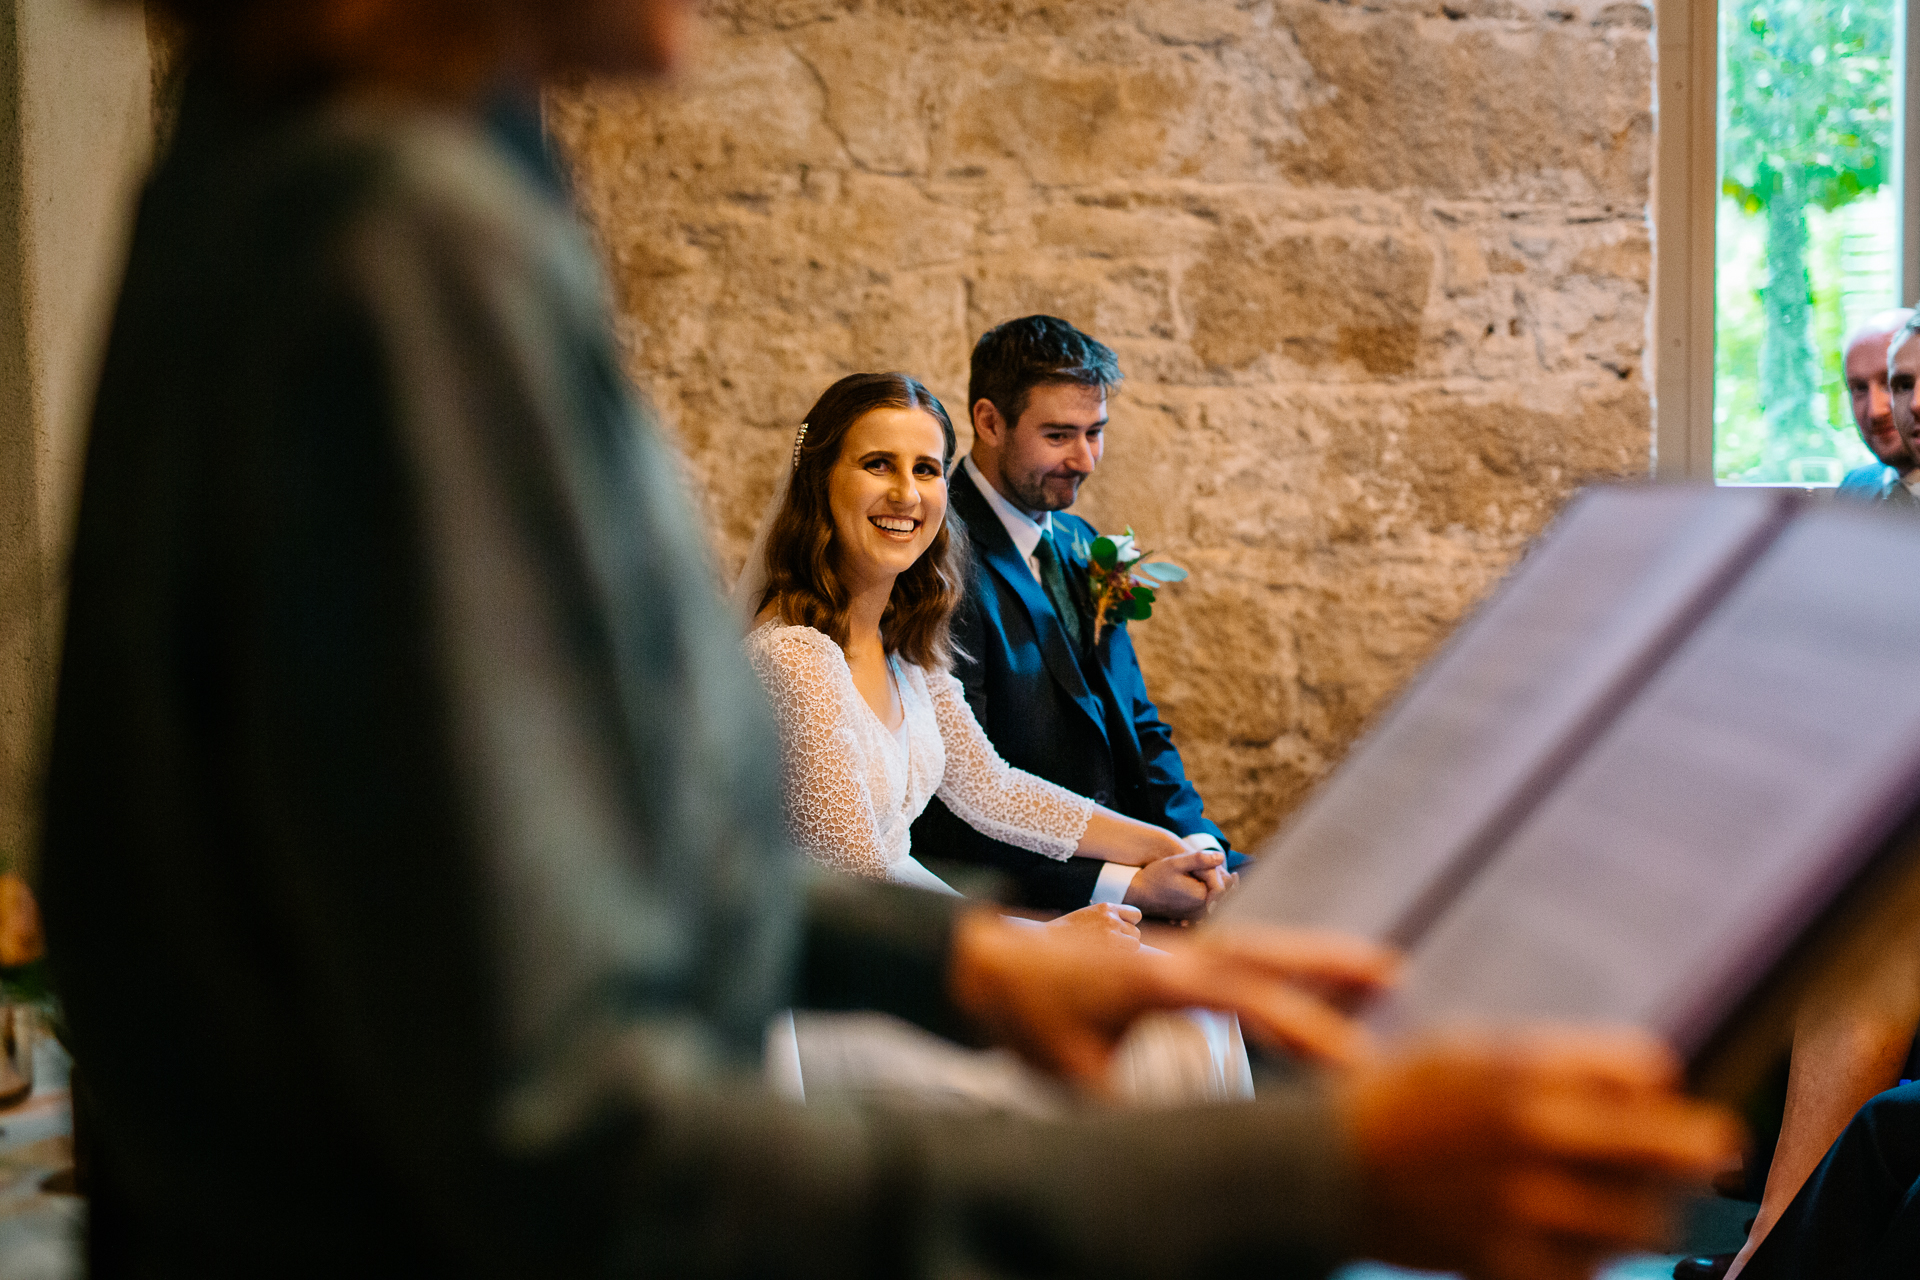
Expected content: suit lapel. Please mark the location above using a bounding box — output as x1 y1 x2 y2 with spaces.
951 468 1110 743
1054 513 1145 761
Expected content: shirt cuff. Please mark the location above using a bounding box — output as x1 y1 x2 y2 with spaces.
1090 860 1140 906
1181 832 1224 854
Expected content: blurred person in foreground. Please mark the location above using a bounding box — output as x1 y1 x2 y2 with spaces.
1836 309 1917 502
40 1 1736 1277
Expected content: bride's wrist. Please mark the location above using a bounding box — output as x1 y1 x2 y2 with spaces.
1139 827 1186 863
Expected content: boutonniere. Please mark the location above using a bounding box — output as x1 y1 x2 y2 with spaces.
1068 528 1189 646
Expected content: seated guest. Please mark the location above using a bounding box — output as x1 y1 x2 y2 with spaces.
1732 1079 1920 1278
1883 312 1920 507
1713 929 1920 1278
1683 344 1920 1274
912 315 1233 919
1842 309 1920 501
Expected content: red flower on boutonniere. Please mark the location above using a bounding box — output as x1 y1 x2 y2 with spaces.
1068 527 1190 646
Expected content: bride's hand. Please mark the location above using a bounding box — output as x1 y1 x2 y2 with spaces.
1045 903 1143 951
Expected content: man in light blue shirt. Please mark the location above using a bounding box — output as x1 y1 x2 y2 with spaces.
1837 310 1916 503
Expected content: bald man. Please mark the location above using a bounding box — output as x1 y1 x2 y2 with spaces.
1837 309 1917 501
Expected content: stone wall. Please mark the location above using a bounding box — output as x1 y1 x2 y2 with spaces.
0 0 152 872
548 0 1657 847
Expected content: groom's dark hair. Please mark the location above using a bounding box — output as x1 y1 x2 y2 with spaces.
969 315 1123 429
758 373 970 671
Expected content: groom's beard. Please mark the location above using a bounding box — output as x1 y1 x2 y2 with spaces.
1005 466 1088 513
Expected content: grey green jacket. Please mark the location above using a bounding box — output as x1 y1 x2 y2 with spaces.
42 76 1355 1279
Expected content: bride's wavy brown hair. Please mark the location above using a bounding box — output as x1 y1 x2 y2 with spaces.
758 373 969 670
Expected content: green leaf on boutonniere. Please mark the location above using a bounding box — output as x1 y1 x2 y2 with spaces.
1131 586 1156 605
1135 562 1188 585
1089 536 1119 571
1127 597 1154 620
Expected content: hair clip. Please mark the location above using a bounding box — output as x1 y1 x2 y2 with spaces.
791 422 809 469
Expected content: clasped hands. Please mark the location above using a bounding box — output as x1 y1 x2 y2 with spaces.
951 911 1741 1280
1075 813 1235 920
1124 845 1234 920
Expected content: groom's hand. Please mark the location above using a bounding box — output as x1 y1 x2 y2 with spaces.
1124 849 1234 921
948 910 1396 1088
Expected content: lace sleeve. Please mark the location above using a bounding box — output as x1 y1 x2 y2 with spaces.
744 629 893 880
928 667 1094 860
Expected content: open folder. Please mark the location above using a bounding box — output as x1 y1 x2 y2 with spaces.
1218 485 1920 1099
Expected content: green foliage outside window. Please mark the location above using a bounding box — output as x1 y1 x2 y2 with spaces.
1715 0 1895 482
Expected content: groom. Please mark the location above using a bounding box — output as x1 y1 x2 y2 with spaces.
913 315 1237 920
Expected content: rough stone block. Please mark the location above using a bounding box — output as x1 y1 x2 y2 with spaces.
1271 6 1652 202
1185 221 1437 375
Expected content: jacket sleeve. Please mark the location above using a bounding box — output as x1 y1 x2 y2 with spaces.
1104 622 1230 850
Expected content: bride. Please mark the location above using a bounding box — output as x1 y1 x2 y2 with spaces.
737 371 1232 904
737 372 1246 1107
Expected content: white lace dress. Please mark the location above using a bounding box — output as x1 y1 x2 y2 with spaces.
744 622 1093 890
746 621 1253 1111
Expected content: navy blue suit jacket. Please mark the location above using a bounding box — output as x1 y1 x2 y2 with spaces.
910 465 1227 911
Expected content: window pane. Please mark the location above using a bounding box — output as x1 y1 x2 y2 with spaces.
1715 0 1897 484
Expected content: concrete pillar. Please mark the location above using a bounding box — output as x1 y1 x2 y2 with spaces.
0 0 151 873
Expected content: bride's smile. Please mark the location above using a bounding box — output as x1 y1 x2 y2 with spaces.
829 405 949 590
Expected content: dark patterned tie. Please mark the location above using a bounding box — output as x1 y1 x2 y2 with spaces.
1033 528 1086 654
